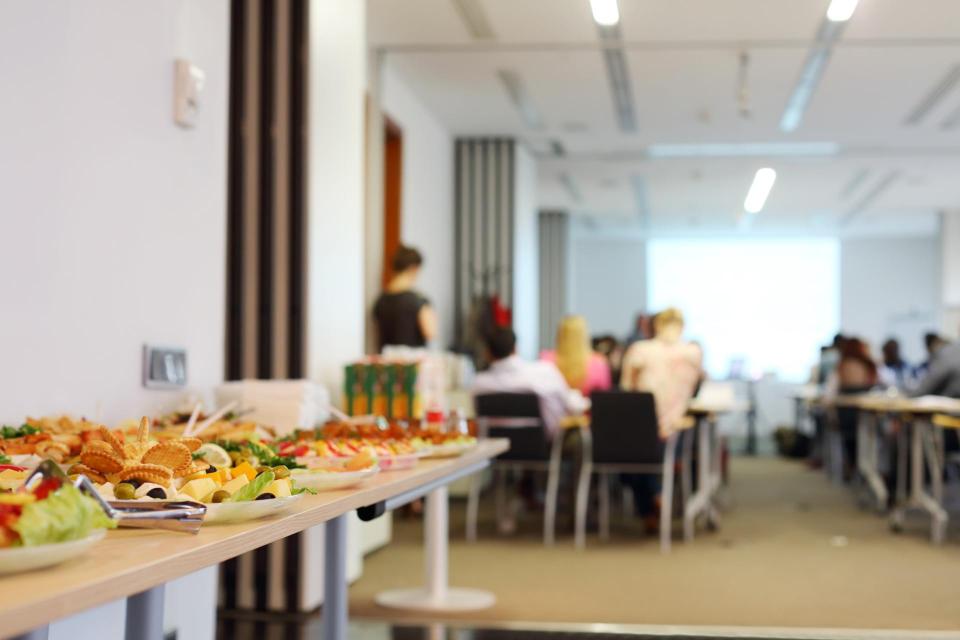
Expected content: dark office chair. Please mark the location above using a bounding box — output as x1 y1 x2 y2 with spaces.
576 391 681 553
469 393 564 545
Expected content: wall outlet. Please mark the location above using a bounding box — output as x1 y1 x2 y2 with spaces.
173 58 205 128
143 345 187 389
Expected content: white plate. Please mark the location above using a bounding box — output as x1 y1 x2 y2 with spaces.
422 441 478 459
377 453 420 471
203 494 303 525
291 466 379 491
0 530 106 576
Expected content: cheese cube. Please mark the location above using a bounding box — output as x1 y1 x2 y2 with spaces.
262 478 292 498
221 475 250 496
181 478 218 501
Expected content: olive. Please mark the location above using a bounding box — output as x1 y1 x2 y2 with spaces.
114 483 136 500
271 465 290 479
147 487 167 499
255 493 276 501
125 479 142 489
255 466 272 476
206 465 217 474
229 451 242 462
210 490 230 503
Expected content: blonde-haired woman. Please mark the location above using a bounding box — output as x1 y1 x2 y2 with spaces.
621 308 703 437
541 316 612 395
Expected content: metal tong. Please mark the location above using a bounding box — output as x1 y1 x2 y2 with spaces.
24 460 207 534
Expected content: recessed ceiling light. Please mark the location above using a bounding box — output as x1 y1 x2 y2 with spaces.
589 0 620 26
744 168 777 214
648 142 839 158
826 0 859 22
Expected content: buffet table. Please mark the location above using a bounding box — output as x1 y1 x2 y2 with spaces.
0 439 509 640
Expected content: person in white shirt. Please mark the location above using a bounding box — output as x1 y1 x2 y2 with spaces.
473 327 587 438
620 308 703 437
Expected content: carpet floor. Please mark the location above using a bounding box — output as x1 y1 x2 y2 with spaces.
349 455 960 633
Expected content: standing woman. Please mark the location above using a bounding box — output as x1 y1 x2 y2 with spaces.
541 315 612 395
373 245 437 352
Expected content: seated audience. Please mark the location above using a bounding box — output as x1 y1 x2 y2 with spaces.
914 332 949 380
913 336 960 398
473 327 587 437
879 338 913 390
824 337 879 478
618 308 702 533
541 316 612 395
620 308 703 437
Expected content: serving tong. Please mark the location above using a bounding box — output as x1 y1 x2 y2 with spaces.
24 460 206 534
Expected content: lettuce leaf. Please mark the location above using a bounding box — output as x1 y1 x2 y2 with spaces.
14 485 115 546
229 471 274 502
291 486 316 496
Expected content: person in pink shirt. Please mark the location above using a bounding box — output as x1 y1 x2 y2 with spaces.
540 315 612 396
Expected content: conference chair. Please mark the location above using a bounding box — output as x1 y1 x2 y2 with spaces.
468 392 566 545
575 391 682 553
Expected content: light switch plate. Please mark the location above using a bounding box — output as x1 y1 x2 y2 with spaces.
143 345 187 389
173 58 205 128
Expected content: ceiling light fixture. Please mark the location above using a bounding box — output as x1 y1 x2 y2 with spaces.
826 0 859 22
779 20 845 132
589 0 620 26
648 142 839 158
744 168 777 214
497 69 543 129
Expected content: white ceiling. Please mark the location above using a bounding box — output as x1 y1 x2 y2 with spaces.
367 0 960 235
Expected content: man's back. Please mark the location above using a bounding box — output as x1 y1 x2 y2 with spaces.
914 342 960 398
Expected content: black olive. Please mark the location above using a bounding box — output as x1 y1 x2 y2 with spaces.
206 465 217 474
255 493 276 500
147 487 167 499
126 479 142 489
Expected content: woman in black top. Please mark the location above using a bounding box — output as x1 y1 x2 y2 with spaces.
373 245 437 352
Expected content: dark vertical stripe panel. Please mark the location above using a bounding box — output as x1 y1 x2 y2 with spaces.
256 0 276 380
288 0 306 379
226 0 246 381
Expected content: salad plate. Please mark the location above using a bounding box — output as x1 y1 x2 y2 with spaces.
291 465 379 491
0 529 105 575
203 493 303 525
422 440 478 459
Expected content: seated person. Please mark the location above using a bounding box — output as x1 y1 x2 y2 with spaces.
540 315 612 396
473 326 587 438
913 337 960 398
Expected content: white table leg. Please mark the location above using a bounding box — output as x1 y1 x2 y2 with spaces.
376 486 496 611
858 411 887 510
125 585 164 640
891 419 948 544
683 418 716 541
322 515 348 640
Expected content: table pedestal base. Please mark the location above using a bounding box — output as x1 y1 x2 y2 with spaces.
375 587 495 611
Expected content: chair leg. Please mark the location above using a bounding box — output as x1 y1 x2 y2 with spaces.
466 470 481 542
622 485 634 518
494 467 507 532
661 433 678 554
544 436 563 546
599 472 610 541
681 428 694 512
574 430 593 550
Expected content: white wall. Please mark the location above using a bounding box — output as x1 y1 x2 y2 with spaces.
0 1 229 638
841 236 941 363
381 65 455 348
569 231 647 338
307 0 367 397
0 0 228 424
512 145 539 359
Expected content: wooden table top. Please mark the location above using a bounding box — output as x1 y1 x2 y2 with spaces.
834 394 960 415
0 439 509 637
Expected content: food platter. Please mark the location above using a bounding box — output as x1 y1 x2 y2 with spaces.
421 440 478 459
0 530 105 576
203 494 303 525
290 466 379 491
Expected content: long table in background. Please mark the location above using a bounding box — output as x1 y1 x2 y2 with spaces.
833 394 960 543
0 439 509 640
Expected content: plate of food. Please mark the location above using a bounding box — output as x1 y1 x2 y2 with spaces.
421 437 478 459
291 452 379 491
0 477 115 575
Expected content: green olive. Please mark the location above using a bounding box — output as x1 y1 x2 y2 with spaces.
114 483 136 500
210 490 231 504
229 451 242 462
255 466 272 476
271 465 290 479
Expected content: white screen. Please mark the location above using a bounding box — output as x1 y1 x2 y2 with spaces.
647 239 840 382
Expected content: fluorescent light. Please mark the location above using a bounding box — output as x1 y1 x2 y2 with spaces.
826 0 859 22
590 0 619 26
648 142 839 158
743 168 777 214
